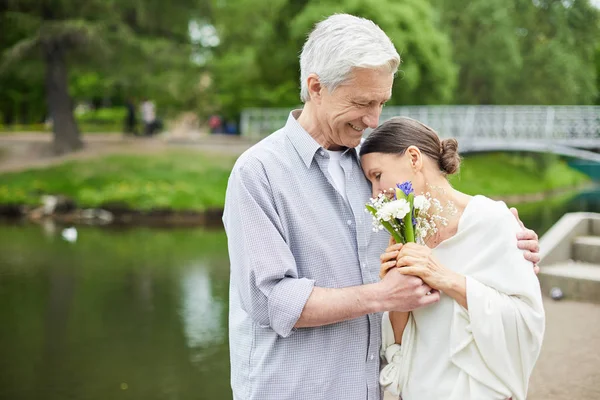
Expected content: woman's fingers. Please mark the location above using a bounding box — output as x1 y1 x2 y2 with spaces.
396 243 429 260
385 243 404 253
396 266 421 277
379 260 397 279
396 255 421 267
380 250 400 263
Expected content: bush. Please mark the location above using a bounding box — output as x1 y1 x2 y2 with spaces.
75 107 127 124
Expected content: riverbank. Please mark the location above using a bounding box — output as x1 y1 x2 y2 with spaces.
0 144 592 225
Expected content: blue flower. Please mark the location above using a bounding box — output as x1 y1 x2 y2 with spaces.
396 181 414 196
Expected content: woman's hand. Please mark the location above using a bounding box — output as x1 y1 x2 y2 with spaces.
380 237 403 279
395 243 462 294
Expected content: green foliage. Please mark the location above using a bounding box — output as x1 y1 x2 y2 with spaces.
434 0 523 104
0 0 210 128
449 152 590 196
1 0 599 125
75 107 126 124
289 0 457 105
210 0 457 115
434 0 600 105
512 0 599 104
0 151 237 210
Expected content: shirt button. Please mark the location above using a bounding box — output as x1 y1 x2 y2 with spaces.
370 354 375 360
319 150 325 156
347 220 352 225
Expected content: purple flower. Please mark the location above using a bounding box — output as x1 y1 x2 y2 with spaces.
396 181 414 196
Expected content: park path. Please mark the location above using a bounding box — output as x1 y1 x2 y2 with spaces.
0 132 254 173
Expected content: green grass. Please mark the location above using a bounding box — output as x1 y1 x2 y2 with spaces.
0 150 236 211
0 151 591 211
449 152 590 196
0 123 124 134
0 107 127 134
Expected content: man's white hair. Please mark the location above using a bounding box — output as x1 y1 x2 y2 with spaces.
299 14 400 103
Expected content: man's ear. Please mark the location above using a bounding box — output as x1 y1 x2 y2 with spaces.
306 74 323 104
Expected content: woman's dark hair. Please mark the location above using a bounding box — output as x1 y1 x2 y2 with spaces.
359 116 461 175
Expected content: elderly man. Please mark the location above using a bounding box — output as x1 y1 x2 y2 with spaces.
223 14 540 400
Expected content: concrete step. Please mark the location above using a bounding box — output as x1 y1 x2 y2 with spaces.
593 219 600 236
538 262 600 304
572 236 600 264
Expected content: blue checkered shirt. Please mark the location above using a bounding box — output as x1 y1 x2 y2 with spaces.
223 110 389 400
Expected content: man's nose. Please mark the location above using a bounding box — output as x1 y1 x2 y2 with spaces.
362 107 381 129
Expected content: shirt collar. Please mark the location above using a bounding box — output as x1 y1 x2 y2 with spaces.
286 109 360 168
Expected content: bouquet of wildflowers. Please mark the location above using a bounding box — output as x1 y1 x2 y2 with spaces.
365 181 448 244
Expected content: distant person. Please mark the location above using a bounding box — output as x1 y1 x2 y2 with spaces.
141 98 157 136
209 114 222 134
124 98 137 135
224 120 238 135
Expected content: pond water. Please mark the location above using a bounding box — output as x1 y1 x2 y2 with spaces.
0 187 598 400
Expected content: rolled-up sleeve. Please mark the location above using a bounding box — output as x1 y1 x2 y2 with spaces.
223 157 315 338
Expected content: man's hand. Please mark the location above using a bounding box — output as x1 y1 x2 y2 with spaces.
510 207 541 274
378 266 440 312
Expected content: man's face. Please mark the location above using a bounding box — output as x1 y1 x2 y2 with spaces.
316 68 394 149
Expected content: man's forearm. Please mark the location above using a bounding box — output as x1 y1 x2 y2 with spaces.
294 284 383 328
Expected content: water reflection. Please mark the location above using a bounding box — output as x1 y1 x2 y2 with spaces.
180 265 224 363
0 225 232 400
512 187 600 236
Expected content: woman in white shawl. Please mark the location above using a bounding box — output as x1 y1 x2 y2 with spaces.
360 117 545 400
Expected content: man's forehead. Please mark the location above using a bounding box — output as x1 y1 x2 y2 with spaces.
354 90 392 103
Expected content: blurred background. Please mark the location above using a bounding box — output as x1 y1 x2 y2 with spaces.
0 0 599 399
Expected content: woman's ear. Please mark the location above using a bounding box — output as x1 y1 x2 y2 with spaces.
406 146 423 171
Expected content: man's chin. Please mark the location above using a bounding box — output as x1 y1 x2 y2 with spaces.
344 137 363 149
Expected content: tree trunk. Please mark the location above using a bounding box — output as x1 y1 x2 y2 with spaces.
43 41 83 155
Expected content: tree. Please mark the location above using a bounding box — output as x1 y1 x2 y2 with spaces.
434 0 523 104
435 0 600 105
209 0 457 117
0 0 207 154
290 0 457 105
208 0 302 118
512 0 599 105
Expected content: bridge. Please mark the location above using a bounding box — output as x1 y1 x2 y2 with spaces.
240 105 600 162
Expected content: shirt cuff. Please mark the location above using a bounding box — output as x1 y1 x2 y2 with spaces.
268 277 315 337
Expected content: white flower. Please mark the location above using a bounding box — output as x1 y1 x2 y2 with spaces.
413 195 431 211
416 225 429 239
376 199 410 221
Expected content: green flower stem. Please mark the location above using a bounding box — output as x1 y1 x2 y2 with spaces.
366 204 404 244
403 193 416 243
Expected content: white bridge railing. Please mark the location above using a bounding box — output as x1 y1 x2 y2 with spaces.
241 106 600 149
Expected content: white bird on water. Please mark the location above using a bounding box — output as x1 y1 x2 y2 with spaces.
61 227 78 243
